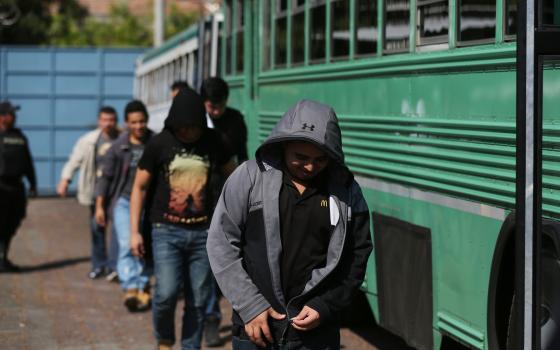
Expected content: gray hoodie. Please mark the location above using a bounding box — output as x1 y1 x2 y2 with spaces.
207 100 372 341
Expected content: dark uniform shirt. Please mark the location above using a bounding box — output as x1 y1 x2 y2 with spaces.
212 107 248 163
0 128 36 192
279 171 332 302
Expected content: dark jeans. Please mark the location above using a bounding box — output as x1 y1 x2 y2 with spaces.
151 223 212 350
205 276 222 319
0 187 26 263
89 205 118 271
232 330 341 350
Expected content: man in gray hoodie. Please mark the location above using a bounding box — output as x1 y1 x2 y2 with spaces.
207 100 373 350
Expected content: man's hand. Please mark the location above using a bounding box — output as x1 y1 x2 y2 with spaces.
56 179 69 197
244 307 285 347
291 305 320 331
130 232 145 258
95 207 106 227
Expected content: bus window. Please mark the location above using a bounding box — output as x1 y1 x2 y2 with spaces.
331 0 350 60
225 0 233 75
505 0 517 38
275 0 288 68
235 0 244 74
262 0 271 70
292 0 305 66
356 0 378 56
417 0 448 45
384 0 410 53
457 0 496 44
310 0 326 63
542 0 560 26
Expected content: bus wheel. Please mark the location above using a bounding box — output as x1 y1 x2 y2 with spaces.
506 222 560 349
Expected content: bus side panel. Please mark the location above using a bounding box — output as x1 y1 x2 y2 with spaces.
255 56 519 349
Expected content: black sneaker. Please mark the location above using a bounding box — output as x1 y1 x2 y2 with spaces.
88 268 105 279
204 315 223 347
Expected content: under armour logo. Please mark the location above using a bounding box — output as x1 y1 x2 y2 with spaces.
302 123 315 131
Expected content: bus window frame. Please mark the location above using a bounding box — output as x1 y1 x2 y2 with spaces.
274 0 290 69
503 0 517 41
383 0 411 54
261 0 272 71
330 0 352 62
416 0 449 46
456 0 497 47
235 0 244 74
309 0 328 65
354 0 379 59
292 0 306 66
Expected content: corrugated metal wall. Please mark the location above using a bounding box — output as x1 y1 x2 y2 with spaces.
0 47 144 195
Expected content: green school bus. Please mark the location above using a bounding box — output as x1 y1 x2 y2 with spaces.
136 1 560 349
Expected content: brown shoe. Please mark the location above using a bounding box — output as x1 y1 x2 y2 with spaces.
123 289 139 312
136 289 151 311
157 340 173 350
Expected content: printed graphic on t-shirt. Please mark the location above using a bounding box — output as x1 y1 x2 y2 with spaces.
164 150 210 225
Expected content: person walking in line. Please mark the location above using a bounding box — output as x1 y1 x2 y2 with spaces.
0 102 37 272
171 81 191 99
201 77 248 164
130 88 236 350
207 100 373 350
57 106 120 280
95 100 154 312
200 77 249 347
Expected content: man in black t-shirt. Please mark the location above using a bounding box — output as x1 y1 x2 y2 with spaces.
201 77 248 164
130 89 235 350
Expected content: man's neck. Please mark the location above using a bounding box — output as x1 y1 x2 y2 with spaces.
101 129 116 139
129 134 142 145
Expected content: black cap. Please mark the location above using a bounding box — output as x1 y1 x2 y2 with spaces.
0 101 20 115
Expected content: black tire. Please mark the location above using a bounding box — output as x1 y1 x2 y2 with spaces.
506 226 560 350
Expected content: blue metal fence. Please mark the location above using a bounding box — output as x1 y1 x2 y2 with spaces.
0 47 144 195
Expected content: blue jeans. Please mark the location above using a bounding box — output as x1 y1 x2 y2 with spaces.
113 197 149 291
151 223 212 350
90 205 118 271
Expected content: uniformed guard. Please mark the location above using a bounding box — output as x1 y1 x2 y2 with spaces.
0 101 37 272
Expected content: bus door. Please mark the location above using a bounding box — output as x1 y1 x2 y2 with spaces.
516 0 560 349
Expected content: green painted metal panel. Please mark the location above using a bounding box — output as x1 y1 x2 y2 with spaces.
223 2 560 346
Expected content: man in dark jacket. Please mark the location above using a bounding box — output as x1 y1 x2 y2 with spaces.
130 89 236 350
201 77 248 164
207 100 373 350
0 101 37 272
200 77 249 347
95 100 154 312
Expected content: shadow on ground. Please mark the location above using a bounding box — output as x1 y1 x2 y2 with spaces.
15 256 90 273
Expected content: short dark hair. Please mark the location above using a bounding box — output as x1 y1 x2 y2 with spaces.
124 100 149 122
98 106 118 119
171 81 190 92
201 77 229 103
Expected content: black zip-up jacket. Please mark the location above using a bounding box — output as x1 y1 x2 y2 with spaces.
0 128 36 192
94 130 154 215
207 100 372 342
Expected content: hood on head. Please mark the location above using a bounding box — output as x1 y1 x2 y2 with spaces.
164 87 206 131
256 99 346 169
